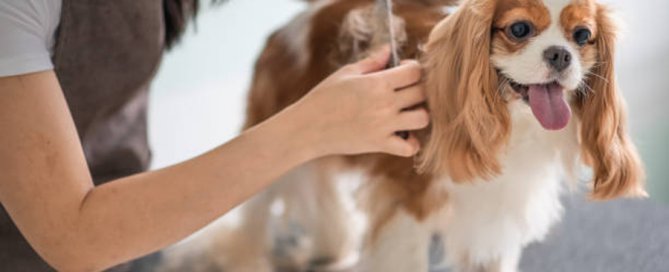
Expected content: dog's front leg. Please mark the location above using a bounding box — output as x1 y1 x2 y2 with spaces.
448 243 521 272
360 209 431 272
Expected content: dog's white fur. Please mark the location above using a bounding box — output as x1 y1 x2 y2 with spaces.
358 98 578 272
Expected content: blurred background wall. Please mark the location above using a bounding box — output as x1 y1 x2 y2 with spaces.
148 0 669 203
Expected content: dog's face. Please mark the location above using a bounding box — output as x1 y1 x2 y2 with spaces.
491 0 599 130
419 0 645 199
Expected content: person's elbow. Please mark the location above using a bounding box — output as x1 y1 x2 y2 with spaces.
33 237 112 272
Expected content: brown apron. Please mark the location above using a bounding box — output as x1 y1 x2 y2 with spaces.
0 0 165 270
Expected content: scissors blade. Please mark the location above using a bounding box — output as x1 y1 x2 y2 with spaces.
376 0 400 68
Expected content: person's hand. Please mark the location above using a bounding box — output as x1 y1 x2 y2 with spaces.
286 46 429 158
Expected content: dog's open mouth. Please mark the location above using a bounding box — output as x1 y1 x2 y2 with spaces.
507 78 572 131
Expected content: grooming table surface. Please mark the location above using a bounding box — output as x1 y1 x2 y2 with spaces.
133 195 669 272
517 195 669 272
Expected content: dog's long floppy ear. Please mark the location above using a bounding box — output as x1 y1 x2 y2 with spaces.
576 5 646 200
417 0 510 182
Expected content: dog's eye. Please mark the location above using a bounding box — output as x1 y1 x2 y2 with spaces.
507 21 534 41
573 27 592 46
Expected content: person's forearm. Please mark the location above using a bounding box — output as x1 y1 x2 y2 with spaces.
65 107 320 271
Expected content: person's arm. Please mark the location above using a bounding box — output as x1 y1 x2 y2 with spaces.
0 48 428 271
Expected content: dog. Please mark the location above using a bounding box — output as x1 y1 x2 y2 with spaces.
224 0 646 271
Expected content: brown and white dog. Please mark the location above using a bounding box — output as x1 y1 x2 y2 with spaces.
225 0 646 271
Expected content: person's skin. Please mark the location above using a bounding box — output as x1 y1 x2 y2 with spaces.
0 47 429 271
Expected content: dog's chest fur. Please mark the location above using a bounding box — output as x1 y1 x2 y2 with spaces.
427 101 580 264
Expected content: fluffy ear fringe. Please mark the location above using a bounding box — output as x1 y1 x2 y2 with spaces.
576 4 646 200
417 0 510 183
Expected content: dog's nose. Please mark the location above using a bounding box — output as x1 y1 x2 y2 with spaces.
543 46 572 72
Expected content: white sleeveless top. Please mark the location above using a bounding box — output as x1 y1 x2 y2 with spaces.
0 0 61 76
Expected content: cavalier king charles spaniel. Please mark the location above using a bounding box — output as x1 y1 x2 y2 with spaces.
222 0 646 271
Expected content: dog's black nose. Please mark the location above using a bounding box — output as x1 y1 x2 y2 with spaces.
543 46 572 72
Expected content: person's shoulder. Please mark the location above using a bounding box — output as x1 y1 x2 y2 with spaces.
0 0 62 77
0 0 61 26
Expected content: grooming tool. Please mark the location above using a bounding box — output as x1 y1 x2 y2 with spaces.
376 0 410 140
376 0 401 68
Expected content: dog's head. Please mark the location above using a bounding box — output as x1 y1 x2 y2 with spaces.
418 0 645 199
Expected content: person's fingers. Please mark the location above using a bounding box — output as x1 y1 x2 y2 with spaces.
396 108 430 131
374 60 422 89
394 84 426 109
347 45 391 74
383 135 420 157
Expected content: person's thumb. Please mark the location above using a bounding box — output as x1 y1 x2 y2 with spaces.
348 45 391 74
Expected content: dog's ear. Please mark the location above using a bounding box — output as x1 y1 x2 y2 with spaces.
576 5 646 200
417 0 510 182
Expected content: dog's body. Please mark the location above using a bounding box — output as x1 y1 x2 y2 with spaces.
225 0 645 271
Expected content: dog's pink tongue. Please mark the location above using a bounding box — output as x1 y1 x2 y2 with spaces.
528 83 571 130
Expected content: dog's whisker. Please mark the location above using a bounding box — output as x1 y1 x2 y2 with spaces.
579 79 595 95
586 71 609 84
497 77 510 95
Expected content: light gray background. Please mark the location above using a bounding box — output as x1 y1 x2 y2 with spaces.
149 0 669 202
